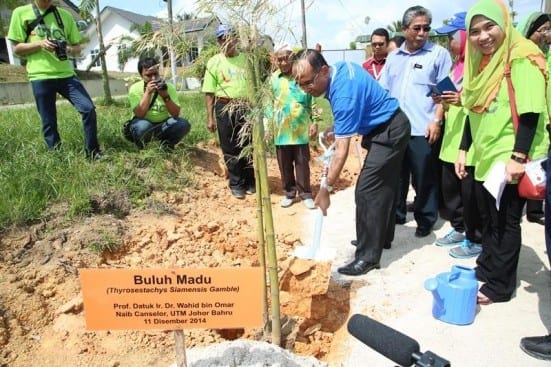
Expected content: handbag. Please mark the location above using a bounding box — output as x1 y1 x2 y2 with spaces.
504 60 547 200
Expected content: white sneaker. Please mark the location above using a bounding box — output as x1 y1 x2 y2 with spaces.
280 197 294 208
302 198 316 209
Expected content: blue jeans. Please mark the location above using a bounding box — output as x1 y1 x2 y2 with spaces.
30 76 99 152
129 116 190 148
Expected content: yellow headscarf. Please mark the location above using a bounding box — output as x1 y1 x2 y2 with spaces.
462 0 546 113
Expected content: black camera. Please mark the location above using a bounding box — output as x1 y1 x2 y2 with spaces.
50 39 68 61
155 77 168 90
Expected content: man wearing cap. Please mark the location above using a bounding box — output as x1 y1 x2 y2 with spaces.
379 5 452 238
362 28 390 81
202 24 255 199
265 43 319 209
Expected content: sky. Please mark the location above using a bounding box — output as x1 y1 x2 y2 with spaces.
85 0 545 50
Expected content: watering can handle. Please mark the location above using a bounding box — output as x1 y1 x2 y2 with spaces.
447 269 460 282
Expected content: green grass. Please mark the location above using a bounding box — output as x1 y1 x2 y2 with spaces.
0 92 210 229
0 92 335 230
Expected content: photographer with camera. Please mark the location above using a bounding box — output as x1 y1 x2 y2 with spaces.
126 57 190 150
7 0 102 160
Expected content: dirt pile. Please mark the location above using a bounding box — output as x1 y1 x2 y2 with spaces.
0 139 362 366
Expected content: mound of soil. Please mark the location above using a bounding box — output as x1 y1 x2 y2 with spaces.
0 139 362 366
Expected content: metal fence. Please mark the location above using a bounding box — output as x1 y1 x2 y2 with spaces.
322 48 367 66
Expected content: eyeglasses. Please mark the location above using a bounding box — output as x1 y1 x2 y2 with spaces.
410 25 431 32
297 71 320 88
371 42 385 47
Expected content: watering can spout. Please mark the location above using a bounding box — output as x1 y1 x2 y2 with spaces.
424 278 438 293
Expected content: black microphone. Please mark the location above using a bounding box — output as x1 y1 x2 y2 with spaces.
347 314 450 367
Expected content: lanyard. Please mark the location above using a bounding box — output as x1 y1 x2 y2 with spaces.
31 3 65 32
371 63 381 81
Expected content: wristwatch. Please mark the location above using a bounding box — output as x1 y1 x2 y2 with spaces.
432 118 443 126
510 153 527 164
163 95 171 102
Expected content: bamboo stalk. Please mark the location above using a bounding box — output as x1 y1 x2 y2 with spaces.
246 47 281 346
173 330 187 367
253 122 269 334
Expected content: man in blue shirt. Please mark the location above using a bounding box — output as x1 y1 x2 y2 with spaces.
379 5 452 238
293 49 410 276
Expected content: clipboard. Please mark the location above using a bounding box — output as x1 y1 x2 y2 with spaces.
426 76 458 96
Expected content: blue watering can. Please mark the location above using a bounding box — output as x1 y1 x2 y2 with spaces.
424 265 478 325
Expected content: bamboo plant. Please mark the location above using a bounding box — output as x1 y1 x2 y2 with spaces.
195 0 285 346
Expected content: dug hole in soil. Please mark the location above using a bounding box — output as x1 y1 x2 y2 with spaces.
0 138 363 366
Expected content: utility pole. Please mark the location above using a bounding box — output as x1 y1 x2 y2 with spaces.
164 0 178 86
300 0 307 49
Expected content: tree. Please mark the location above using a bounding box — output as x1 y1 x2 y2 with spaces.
387 20 403 33
195 0 282 347
79 0 113 104
117 21 156 71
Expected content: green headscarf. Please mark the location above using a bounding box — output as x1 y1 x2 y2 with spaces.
516 12 545 37
462 0 545 113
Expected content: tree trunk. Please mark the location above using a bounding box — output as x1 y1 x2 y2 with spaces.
94 0 113 104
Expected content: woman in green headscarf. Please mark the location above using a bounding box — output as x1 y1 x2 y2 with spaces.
457 0 549 304
517 12 551 52
516 12 551 225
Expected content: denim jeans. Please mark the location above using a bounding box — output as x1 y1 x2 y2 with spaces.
30 76 99 153
129 116 191 148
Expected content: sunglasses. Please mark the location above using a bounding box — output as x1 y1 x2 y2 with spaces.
410 25 431 32
371 42 385 47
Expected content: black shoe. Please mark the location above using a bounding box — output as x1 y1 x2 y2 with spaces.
350 240 390 249
230 188 245 199
520 335 551 360
395 217 406 225
415 227 431 238
337 259 380 276
85 149 104 161
246 185 256 195
527 216 545 225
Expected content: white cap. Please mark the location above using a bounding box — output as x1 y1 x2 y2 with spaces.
274 42 293 53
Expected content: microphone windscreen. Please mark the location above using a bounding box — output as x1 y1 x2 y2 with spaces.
347 314 420 367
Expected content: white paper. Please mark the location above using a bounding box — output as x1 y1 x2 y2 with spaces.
524 158 547 186
483 161 508 210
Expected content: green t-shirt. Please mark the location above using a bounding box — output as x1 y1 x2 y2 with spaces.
468 58 549 181
440 103 474 165
266 71 318 145
128 81 180 123
201 53 248 99
7 4 81 81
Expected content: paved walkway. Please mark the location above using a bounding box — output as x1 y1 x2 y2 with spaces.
301 187 550 366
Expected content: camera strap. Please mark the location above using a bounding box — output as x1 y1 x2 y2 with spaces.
25 3 65 42
143 83 159 110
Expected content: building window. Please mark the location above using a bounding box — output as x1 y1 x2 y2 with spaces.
187 46 199 63
90 49 101 67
